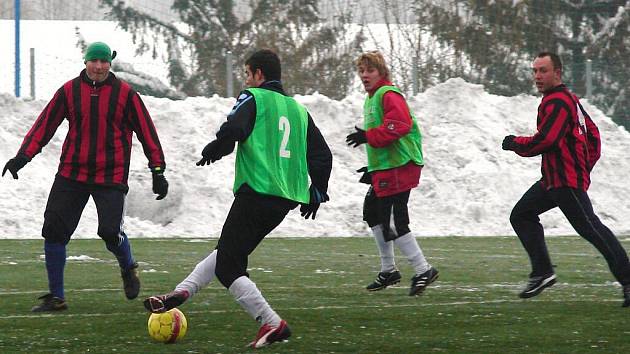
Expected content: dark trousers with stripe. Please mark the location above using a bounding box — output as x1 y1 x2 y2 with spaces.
214 192 295 289
41 175 133 298
42 175 128 245
510 181 630 285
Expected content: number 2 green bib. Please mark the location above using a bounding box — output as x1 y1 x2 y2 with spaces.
233 88 310 203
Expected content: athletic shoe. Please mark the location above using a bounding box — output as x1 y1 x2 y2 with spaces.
622 284 630 308
143 290 190 313
249 319 291 349
518 273 556 299
366 270 402 291
121 262 140 300
409 267 439 296
31 293 68 312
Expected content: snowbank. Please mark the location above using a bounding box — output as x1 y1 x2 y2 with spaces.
1 78 629 238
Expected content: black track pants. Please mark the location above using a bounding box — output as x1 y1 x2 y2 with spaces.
42 175 127 245
214 193 294 288
510 182 630 285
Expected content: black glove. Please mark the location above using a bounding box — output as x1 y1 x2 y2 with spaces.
300 185 329 220
346 127 367 148
356 166 371 184
502 135 516 151
300 203 320 220
151 167 168 200
2 154 30 179
196 140 222 166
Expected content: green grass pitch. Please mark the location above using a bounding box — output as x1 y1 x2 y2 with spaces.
1 236 629 353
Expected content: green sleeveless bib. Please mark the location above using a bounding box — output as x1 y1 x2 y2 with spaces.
364 86 423 171
233 88 310 203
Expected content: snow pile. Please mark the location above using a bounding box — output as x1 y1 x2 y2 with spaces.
1 78 629 238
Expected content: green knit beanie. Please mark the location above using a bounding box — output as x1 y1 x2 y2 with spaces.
84 42 117 63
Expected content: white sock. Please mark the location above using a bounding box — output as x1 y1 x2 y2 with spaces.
175 250 217 298
394 233 430 275
229 276 281 327
372 225 396 272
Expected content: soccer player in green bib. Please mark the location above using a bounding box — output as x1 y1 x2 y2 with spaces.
346 51 438 296
144 49 333 349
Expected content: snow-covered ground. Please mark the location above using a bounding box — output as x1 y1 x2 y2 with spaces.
1 21 629 239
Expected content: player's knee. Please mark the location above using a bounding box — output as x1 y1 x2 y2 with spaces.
215 252 247 289
98 226 121 245
363 196 380 227
363 207 380 227
215 264 240 289
42 213 72 244
364 216 380 228
394 223 410 237
509 208 523 227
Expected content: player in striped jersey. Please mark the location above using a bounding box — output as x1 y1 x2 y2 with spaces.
2 42 168 312
503 52 630 306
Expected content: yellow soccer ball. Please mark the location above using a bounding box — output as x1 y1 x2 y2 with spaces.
147 308 188 344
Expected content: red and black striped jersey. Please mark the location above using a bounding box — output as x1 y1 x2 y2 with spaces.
18 70 165 187
511 85 600 191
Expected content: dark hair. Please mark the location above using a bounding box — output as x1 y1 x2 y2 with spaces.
245 49 281 81
537 52 562 72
